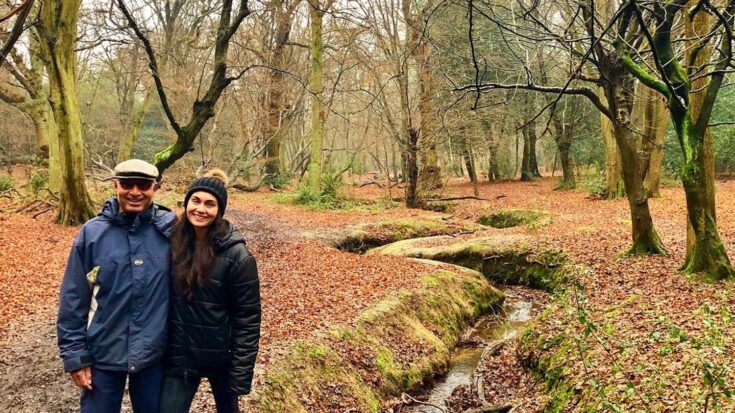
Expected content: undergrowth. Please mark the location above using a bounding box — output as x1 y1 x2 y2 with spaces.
0 176 14 193
287 174 360 210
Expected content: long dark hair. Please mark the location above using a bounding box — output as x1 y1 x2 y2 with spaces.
171 212 228 299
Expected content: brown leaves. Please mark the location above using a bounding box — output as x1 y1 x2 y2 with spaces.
0 213 76 342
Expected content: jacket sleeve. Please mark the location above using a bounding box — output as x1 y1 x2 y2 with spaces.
57 230 93 373
226 252 261 395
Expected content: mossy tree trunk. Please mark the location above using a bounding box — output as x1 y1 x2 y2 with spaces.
601 65 665 255
402 1 440 191
416 41 441 190
117 0 252 175
634 84 668 197
38 0 95 226
682 4 724 279
617 1 732 279
25 99 60 190
117 89 153 162
0 22 61 191
599 88 625 199
261 0 300 182
306 0 328 192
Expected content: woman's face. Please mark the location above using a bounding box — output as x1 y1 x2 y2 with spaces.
186 191 219 229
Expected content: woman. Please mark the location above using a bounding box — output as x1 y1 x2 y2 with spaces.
161 170 260 413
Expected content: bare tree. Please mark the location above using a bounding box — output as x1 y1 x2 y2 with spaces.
116 0 253 175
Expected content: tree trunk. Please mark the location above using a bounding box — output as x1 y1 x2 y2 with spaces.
482 119 500 182
307 2 326 191
405 128 420 208
679 5 731 279
417 41 441 190
520 121 536 181
604 72 665 255
261 1 297 182
599 88 625 199
633 84 668 197
559 143 574 188
552 111 575 189
25 99 60 190
464 140 480 197
614 122 665 254
529 127 541 177
39 0 95 226
118 88 154 162
263 68 287 180
673 115 732 279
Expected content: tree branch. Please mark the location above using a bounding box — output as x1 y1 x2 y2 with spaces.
454 82 613 120
0 0 34 66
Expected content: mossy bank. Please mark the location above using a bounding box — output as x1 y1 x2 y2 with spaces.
251 265 504 412
369 234 571 291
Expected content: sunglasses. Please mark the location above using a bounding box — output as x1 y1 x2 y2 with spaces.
117 179 155 191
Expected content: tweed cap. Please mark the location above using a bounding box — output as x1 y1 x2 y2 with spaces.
112 159 159 181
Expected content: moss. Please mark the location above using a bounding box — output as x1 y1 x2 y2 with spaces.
257 342 380 413
477 209 550 229
255 267 504 412
372 235 571 292
326 219 480 253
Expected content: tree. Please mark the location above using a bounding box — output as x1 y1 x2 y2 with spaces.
460 0 666 254
38 0 95 225
402 0 441 190
306 0 336 191
259 0 302 184
616 0 734 279
116 0 252 175
0 21 60 190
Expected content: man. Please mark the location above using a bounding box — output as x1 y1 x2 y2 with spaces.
57 159 176 413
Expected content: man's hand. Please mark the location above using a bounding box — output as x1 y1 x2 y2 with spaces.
70 366 93 390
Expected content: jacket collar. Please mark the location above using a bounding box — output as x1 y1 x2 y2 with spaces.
99 197 175 237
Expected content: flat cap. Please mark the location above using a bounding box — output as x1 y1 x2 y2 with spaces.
112 159 159 181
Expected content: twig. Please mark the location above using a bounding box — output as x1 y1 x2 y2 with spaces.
400 392 446 412
425 196 488 202
359 179 384 188
32 207 53 219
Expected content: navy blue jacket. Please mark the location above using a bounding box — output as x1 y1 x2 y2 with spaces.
57 198 176 373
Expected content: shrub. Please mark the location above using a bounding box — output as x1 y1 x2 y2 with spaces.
264 171 293 189
30 171 48 195
292 174 351 210
0 176 14 192
581 173 607 198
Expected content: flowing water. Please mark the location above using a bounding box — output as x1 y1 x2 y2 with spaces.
404 295 540 412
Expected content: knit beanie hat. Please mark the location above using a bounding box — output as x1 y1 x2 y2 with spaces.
184 169 229 216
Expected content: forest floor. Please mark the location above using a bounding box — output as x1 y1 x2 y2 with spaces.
1 176 734 412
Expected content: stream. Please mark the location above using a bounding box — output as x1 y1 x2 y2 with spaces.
403 291 541 412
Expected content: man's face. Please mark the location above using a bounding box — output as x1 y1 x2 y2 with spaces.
113 178 159 213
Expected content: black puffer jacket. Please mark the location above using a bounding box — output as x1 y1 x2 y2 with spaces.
167 220 261 395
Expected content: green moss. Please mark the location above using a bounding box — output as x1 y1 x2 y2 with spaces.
372 235 571 292
477 209 550 229
256 267 503 412
328 219 480 253
257 342 380 413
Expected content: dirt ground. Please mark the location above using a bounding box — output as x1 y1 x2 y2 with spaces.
2 177 735 411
